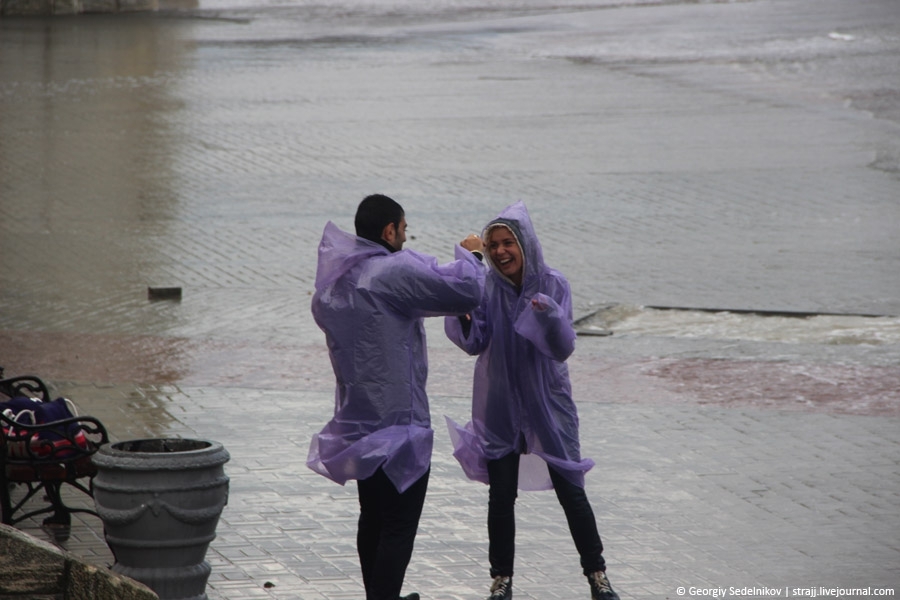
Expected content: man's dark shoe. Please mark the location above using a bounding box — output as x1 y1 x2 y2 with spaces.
488 575 512 600
587 571 620 600
400 594 420 600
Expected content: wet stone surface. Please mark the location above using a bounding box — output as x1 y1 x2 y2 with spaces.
1 0 899 598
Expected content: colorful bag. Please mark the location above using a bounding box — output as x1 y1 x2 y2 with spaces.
1 396 90 459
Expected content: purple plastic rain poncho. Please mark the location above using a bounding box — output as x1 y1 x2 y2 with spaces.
306 221 484 493
444 201 594 491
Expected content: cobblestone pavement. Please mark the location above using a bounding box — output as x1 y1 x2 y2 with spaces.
10 378 900 600
2 0 899 598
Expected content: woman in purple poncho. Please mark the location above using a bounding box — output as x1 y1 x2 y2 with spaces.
445 201 620 600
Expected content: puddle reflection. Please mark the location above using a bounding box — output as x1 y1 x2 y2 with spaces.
0 13 201 340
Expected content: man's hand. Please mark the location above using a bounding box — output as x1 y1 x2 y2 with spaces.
460 234 484 253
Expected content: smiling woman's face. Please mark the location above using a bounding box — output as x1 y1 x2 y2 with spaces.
487 226 523 286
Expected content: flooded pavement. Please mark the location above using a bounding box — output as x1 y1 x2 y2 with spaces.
1 0 900 598
2 0 899 408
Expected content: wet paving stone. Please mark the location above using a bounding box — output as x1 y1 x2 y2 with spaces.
2 0 899 597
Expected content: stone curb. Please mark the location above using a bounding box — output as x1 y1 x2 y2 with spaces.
0 523 158 600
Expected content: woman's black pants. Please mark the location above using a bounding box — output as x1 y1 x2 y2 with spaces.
487 453 605 578
357 467 430 600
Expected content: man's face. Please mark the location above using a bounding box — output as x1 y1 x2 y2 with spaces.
384 216 408 250
487 227 523 285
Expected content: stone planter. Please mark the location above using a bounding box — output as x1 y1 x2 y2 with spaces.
92 438 230 600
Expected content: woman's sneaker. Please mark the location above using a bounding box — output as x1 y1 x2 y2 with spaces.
488 575 512 600
587 571 620 600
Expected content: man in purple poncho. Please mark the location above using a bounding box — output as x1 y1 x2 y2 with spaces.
445 201 620 600
307 194 485 600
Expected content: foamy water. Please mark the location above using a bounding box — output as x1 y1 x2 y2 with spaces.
579 304 900 346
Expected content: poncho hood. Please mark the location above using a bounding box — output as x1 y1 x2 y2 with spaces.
314 221 387 291
482 201 546 289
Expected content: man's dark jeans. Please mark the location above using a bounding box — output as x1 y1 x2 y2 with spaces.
487 453 605 578
357 467 430 600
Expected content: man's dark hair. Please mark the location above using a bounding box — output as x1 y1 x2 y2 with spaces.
355 194 405 244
